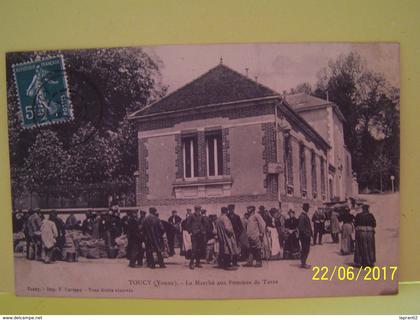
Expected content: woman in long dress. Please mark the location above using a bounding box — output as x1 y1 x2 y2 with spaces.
258 207 272 260
283 210 300 259
354 204 376 267
340 207 354 255
268 208 282 260
180 214 192 260
330 209 341 243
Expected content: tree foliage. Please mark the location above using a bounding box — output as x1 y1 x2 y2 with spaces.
313 52 400 191
289 82 313 95
7 48 166 207
23 130 70 202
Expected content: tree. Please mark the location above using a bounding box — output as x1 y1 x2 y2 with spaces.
315 52 365 154
23 130 70 207
372 152 392 192
314 52 400 192
7 48 166 207
289 82 312 95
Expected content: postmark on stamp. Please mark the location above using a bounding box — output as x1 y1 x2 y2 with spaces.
12 55 73 128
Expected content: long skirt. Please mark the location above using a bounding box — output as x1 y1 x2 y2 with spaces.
341 223 354 255
268 227 281 259
283 231 300 259
181 230 192 259
354 229 376 267
261 230 271 260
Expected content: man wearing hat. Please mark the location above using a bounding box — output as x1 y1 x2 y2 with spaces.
298 203 313 268
26 208 42 260
311 208 326 245
257 205 272 260
168 210 182 256
126 210 143 268
143 207 166 268
215 207 240 269
185 205 206 269
50 210 66 261
227 204 243 266
82 211 95 236
12 210 25 252
200 209 214 262
12 209 25 234
243 205 265 267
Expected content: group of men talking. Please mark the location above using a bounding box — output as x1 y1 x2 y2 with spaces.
125 202 316 270
14 200 375 270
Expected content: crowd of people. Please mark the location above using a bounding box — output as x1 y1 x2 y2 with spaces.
12 202 377 269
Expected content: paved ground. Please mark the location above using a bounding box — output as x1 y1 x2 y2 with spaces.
14 193 399 299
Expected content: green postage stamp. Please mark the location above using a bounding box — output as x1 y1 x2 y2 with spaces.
12 55 73 128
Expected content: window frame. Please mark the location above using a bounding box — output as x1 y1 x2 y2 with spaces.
205 130 223 178
320 156 326 197
299 142 307 197
311 150 318 199
182 135 198 180
284 133 294 195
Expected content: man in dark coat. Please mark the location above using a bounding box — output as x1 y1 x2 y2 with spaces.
65 213 80 230
201 209 213 240
186 205 206 269
298 203 313 268
82 211 95 236
103 209 122 258
167 210 182 256
12 210 25 234
26 208 42 260
110 210 123 244
126 210 144 267
311 208 326 245
12 210 25 251
227 204 243 267
50 210 66 261
201 209 214 262
143 207 166 269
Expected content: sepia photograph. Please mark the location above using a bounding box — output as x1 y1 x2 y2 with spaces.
7 43 400 299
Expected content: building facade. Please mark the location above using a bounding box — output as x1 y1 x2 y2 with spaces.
286 93 359 201
129 64 347 218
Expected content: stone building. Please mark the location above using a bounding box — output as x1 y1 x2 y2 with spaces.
129 63 354 218
286 93 358 201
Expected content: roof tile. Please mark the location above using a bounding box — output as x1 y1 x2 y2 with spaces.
285 93 330 110
132 64 278 117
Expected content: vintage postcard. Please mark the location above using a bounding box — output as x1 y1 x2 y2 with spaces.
7 43 400 299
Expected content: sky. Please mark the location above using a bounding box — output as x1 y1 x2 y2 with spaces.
144 43 400 94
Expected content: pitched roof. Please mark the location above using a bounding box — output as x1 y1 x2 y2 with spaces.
285 93 331 110
129 64 330 149
129 63 279 117
286 92 345 122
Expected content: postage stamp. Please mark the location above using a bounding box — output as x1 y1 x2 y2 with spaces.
12 55 73 128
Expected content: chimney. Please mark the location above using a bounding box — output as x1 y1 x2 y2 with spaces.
245 68 249 77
